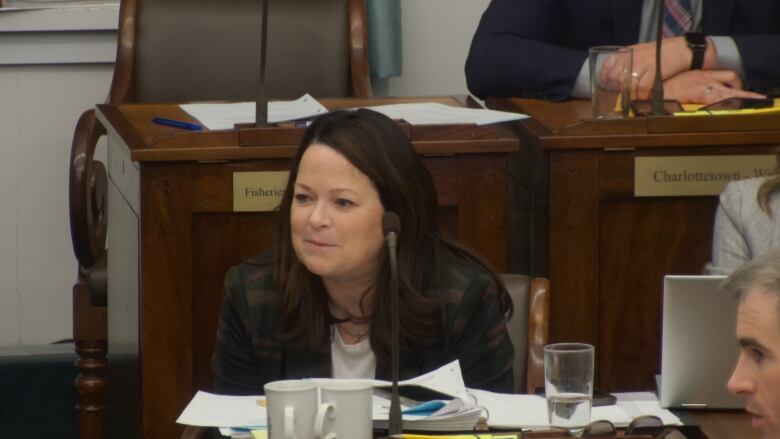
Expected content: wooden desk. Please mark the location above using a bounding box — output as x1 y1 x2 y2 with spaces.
689 410 758 439
95 97 520 439
488 97 780 391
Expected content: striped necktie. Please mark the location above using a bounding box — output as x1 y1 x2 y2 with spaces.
663 0 693 37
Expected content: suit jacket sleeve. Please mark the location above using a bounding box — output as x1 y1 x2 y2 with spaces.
212 265 263 394
731 34 780 95
465 0 587 101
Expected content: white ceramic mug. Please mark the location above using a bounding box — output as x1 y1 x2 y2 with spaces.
314 381 373 439
264 380 318 439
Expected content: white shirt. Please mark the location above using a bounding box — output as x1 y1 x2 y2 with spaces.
331 326 376 379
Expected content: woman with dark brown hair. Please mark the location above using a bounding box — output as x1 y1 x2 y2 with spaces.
705 151 780 275
211 109 514 394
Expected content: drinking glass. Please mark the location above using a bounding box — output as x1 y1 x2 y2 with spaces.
544 343 595 433
589 46 633 118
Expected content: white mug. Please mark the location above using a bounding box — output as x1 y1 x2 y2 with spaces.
264 380 318 439
314 381 373 439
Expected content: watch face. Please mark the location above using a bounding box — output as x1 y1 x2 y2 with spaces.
687 32 707 47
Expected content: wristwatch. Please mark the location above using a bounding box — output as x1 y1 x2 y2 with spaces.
685 32 707 70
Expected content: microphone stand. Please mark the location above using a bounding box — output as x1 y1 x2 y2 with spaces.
255 0 269 127
650 0 665 116
630 0 682 116
235 0 303 147
384 213 402 435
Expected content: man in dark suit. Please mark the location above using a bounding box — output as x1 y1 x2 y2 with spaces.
465 0 780 104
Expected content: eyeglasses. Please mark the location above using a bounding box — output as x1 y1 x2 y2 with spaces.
582 415 671 437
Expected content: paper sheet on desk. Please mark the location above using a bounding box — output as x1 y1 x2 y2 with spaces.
180 94 328 130
467 389 681 429
313 359 469 401
364 102 528 125
393 358 469 399
176 391 266 428
373 397 483 431
614 392 683 425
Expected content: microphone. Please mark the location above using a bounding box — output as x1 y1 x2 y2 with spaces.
382 211 402 435
382 211 401 239
631 0 682 116
255 0 269 127
650 0 666 115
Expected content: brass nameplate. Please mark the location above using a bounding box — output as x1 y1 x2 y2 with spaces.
635 155 774 197
233 171 289 212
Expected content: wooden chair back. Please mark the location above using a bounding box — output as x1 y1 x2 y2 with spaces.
113 0 370 103
501 274 550 393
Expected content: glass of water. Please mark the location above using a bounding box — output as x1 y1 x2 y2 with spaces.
589 46 632 119
544 343 595 433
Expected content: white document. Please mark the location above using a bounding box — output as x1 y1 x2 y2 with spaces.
314 359 468 400
394 359 469 400
180 98 525 130
466 389 682 430
176 391 266 428
363 102 528 126
466 390 549 429
615 392 684 425
180 94 328 130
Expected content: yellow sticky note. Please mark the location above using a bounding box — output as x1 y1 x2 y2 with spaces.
251 430 268 439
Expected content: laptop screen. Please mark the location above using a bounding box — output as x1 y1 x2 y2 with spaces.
659 275 742 409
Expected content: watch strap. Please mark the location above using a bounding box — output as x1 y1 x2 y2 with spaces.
686 32 706 70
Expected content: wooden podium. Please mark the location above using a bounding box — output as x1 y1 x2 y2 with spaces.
94 96 520 439
489 97 780 392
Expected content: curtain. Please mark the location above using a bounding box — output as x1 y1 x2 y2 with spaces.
366 0 403 79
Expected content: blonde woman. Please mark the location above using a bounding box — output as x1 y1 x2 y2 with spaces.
706 152 780 275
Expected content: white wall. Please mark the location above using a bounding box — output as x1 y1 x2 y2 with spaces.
376 0 490 97
0 7 116 346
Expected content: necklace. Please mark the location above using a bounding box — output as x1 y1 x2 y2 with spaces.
338 323 369 342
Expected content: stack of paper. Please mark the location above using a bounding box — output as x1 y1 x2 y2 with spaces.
177 361 473 434
373 397 483 431
176 361 681 434
176 391 265 429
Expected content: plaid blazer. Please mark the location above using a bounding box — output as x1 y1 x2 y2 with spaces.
212 253 513 395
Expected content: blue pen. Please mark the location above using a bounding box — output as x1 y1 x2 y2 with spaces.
151 117 203 131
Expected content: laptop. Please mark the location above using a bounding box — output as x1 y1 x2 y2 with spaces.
658 275 743 409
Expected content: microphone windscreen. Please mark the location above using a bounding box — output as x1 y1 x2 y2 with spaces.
382 211 401 236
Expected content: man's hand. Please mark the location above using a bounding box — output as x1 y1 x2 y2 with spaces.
662 70 766 105
629 36 718 100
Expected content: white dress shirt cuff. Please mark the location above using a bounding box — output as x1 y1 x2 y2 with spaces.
571 60 592 99
709 36 747 83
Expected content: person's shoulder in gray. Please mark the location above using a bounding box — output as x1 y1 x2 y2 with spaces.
705 175 780 275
